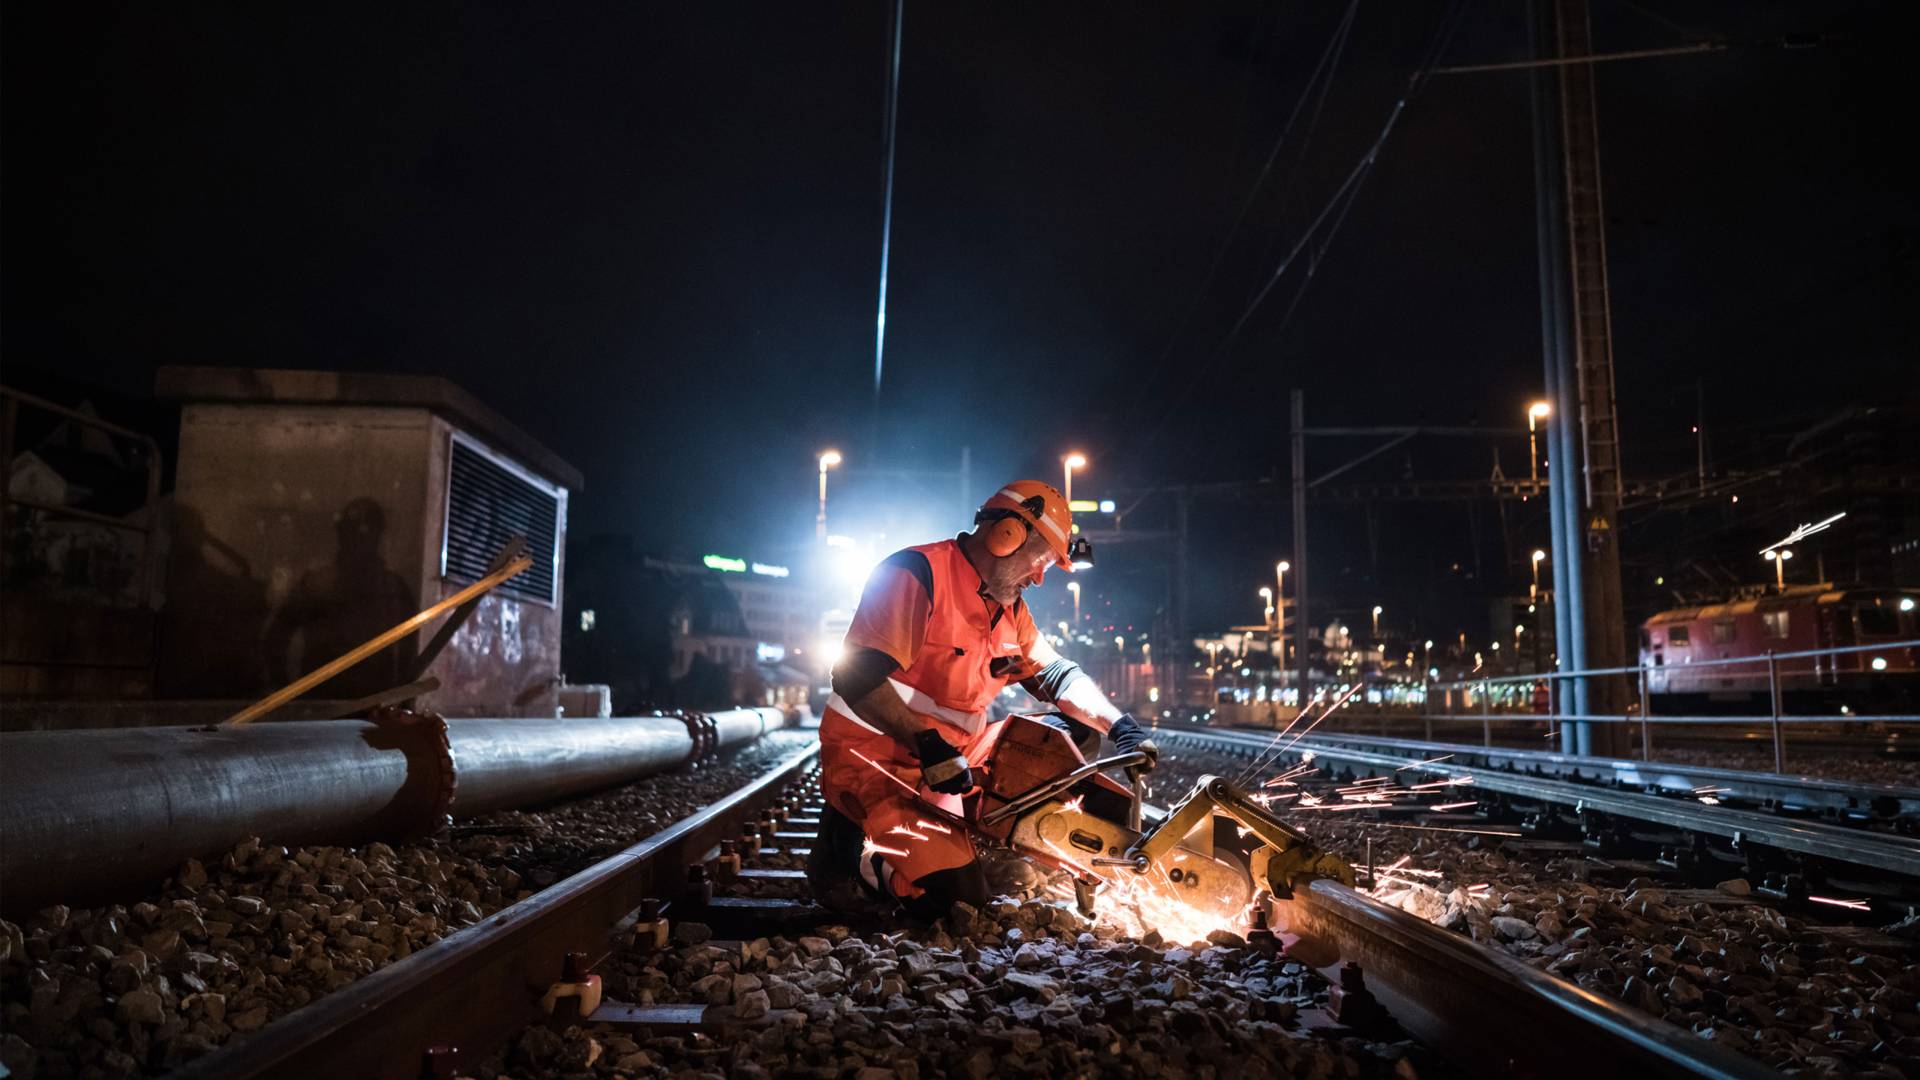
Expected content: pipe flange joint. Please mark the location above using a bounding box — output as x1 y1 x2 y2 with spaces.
669 709 718 764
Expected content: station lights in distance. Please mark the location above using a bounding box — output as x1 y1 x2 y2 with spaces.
1068 499 1116 514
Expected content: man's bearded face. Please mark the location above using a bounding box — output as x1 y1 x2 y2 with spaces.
981 529 1056 605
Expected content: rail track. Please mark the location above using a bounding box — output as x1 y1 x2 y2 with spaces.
1278 730 1920 821
1154 727 1920 894
154 727 1789 1079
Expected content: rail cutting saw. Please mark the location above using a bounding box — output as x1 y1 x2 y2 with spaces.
952 714 1355 923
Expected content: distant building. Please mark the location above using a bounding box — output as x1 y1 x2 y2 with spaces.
564 541 813 713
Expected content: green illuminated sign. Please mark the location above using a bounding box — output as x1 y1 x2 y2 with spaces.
703 554 747 573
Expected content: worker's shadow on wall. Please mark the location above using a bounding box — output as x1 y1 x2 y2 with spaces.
262 497 416 699
160 506 268 697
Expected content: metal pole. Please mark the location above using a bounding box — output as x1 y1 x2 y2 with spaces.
1532 1 1583 756
1482 680 1493 747
1558 0 1631 758
1767 649 1784 773
1291 391 1312 708
816 466 829 542
1173 488 1190 708
1546 676 1556 746
1422 662 1434 741
1637 664 1651 760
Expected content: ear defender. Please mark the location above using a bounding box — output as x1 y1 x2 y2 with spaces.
984 514 1030 558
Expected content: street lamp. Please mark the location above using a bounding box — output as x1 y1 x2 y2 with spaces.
1067 581 1081 627
816 450 842 541
1259 587 1274 631
1530 548 1547 601
1063 453 1087 505
1527 402 1552 488
1764 548 1793 591
1371 605 1383 641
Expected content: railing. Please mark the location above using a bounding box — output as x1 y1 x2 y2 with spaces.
1413 638 1920 770
0 386 164 609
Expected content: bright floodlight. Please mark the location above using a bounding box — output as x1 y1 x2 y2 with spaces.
1064 453 1087 469
1259 586 1273 599
1277 561 1290 573
1532 549 1547 563
1372 605 1383 616
818 449 842 468
1529 402 1552 419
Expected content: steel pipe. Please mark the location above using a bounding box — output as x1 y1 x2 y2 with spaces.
0 708 789 914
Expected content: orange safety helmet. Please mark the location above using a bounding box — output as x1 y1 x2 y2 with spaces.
975 480 1093 571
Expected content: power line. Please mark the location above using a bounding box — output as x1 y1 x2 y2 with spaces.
1115 0 1362 432
1124 2 1467 469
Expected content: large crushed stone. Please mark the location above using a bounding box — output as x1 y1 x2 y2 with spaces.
485 905 1434 1080
0 729 818 1079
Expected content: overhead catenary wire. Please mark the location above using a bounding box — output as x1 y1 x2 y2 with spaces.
1123 1 1467 465
1114 0 1363 437
1219 0 1464 354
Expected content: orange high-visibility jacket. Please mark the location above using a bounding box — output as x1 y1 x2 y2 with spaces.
825 538 1038 740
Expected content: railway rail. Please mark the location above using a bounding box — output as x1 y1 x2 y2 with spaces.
156 728 1783 1079
1156 727 1920 887
1288 729 1920 821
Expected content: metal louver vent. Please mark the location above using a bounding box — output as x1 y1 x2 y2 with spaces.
442 436 560 605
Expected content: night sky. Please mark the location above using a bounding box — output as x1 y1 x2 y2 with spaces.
5 1 1914 644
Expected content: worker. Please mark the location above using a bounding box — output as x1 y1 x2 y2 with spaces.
807 480 1158 921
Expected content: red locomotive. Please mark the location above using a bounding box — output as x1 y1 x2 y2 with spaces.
1640 585 1919 714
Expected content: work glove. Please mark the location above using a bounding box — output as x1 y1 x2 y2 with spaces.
913 729 974 795
1107 713 1159 775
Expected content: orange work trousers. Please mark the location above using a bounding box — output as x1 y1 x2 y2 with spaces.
818 706 995 899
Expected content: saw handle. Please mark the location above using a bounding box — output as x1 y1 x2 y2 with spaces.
976 751 1150 827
